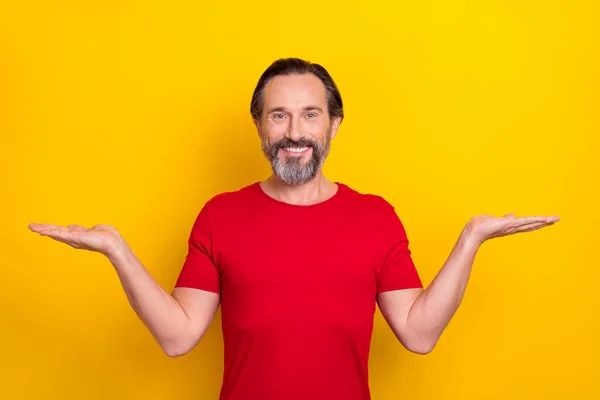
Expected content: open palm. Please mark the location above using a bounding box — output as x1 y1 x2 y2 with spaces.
467 213 560 244
28 223 123 256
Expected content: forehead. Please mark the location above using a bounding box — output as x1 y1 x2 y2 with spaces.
263 73 327 110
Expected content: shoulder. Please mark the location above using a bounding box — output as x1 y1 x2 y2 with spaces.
204 182 258 207
338 182 396 213
189 183 259 229
338 183 410 237
197 182 261 221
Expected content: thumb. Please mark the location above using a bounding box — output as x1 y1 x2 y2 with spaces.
503 213 516 218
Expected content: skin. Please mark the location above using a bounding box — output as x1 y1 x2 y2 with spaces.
28 73 560 357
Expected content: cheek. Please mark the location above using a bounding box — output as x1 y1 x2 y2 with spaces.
262 122 288 141
303 121 331 139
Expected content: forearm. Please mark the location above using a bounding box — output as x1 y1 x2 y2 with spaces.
407 227 481 346
107 244 191 353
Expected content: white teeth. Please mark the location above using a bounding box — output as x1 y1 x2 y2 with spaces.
284 147 308 153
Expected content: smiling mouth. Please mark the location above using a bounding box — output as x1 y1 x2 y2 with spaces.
282 146 310 154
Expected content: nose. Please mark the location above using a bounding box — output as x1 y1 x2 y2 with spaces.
285 115 303 141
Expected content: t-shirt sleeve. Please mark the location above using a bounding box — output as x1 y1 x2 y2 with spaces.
174 203 221 294
377 202 423 294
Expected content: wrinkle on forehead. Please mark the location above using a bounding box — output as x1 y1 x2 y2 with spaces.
263 74 328 112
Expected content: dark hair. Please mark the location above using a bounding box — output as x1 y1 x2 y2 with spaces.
250 58 344 122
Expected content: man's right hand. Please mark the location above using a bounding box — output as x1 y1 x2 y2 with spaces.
28 223 125 259
28 221 220 357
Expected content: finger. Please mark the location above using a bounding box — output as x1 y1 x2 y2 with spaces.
68 224 88 232
38 226 78 242
51 236 83 249
514 216 560 225
31 225 82 247
514 221 555 233
28 223 63 233
503 213 516 218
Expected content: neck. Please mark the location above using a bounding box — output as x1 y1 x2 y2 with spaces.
260 172 338 206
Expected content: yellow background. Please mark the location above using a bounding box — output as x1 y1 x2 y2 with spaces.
1 1 598 399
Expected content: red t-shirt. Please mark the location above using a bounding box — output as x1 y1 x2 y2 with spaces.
175 182 422 400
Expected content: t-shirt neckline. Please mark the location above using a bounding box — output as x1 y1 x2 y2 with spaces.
253 181 345 209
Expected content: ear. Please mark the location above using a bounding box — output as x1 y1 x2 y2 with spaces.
329 116 342 140
253 118 261 137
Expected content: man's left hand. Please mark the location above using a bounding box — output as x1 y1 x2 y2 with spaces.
465 213 560 245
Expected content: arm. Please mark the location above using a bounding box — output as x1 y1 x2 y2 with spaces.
109 243 220 357
377 213 559 355
377 227 478 354
29 223 220 357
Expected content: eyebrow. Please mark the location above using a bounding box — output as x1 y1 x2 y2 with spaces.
267 105 324 114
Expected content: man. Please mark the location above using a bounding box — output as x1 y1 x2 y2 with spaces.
29 58 559 400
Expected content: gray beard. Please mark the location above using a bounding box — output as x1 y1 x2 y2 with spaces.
261 135 331 186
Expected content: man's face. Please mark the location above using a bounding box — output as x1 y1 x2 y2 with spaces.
255 73 341 186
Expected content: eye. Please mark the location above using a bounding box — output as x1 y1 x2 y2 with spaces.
306 113 317 119
273 113 286 120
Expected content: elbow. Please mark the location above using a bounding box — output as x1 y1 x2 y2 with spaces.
161 344 187 358
163 345 189 358
402 336 438 355
159 338 195 358
407 342 436 355
157 326 209 358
